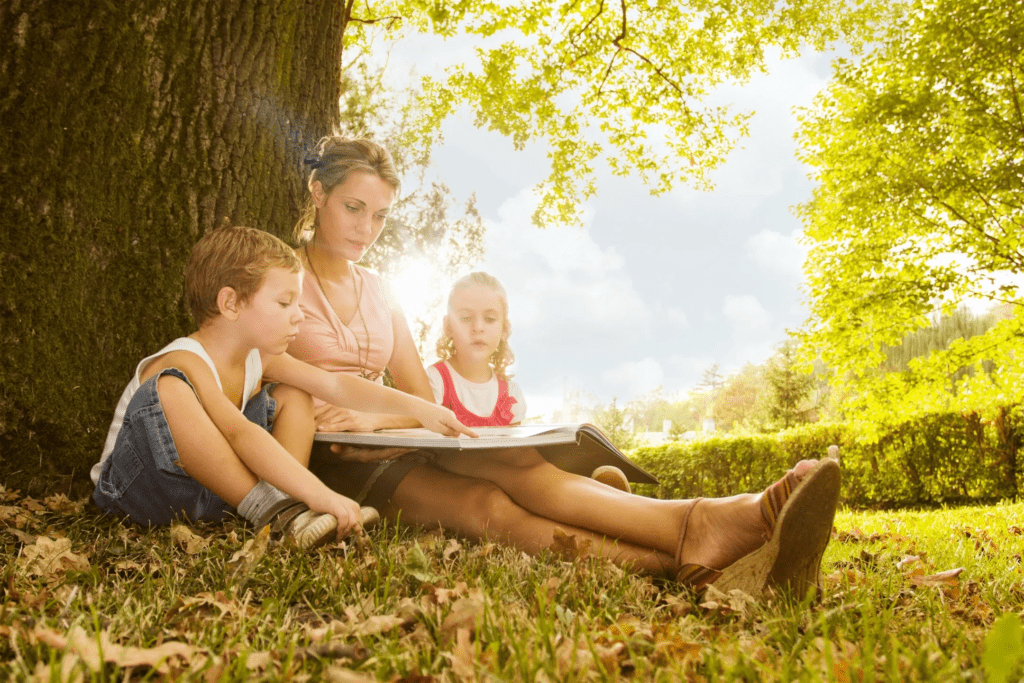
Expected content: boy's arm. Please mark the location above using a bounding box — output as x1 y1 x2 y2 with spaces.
145 352 361 533
264 352 477 438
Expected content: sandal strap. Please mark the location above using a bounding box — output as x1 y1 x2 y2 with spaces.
760 469 801 541
252 496 307 532
675 498 726 589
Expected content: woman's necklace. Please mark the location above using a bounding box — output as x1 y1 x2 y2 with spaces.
304 243 380 381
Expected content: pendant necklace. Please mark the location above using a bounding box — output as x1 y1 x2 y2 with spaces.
304 243 380 381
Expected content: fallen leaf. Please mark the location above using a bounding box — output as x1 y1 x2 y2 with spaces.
440 592 486 635
34 626 194 673
442 538 462 562
446 628 476 681
550 527 591 560
228 525 270 576
171 524 210 555
18 536 90 580
324 667 379 683
909 567 964 587
699 585 756 618
43 494 82 514
349 614 408 638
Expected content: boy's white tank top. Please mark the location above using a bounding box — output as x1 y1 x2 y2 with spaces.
90 337 263 484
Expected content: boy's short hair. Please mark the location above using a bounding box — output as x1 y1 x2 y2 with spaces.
185 226 301 325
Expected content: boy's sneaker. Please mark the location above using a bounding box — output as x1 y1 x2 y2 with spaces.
590 465 632 494
255 497 337 551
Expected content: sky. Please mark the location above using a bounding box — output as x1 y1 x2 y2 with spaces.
383 39 842 420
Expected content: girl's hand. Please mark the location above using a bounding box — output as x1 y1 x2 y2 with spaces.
315 405 380 433
329 445 417 462
414 403 478 438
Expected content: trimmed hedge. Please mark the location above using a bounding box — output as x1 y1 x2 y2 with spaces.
629 409 1021 507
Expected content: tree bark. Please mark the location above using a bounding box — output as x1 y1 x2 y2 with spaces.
0 0 344 492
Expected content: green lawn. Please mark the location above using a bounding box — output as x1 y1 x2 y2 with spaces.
1 484 1021 682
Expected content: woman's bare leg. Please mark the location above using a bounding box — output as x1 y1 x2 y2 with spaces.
437 449 818 571
384 465 675 574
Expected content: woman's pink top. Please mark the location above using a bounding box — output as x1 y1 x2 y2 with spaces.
289 265 396 401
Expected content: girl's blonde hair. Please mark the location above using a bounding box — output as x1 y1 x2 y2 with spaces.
436 272 515 381
293 136 401 244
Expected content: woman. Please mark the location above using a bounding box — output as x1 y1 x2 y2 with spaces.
287 136 840 595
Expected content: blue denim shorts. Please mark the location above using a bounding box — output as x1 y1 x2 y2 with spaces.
92 368 276 526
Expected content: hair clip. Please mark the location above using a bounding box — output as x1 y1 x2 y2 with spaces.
303 156 322 169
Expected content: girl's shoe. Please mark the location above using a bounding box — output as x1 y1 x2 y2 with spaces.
255 497 338 551
675 459 841 599
591 465 632 493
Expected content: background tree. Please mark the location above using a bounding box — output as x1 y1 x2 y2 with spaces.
593 398 641 452
762 341 815 430
796 0 1024 427
713 363 764 432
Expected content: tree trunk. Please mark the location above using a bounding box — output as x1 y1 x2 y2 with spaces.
0 0 344 493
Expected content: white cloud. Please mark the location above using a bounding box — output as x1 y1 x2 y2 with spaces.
481 189 658 343
600 358 665 399
723 295 772 330
744 229 807 278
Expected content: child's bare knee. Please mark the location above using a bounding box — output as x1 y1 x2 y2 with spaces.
270 383 314 413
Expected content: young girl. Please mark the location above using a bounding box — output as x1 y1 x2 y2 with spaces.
428 272 632 492
427 272 525 427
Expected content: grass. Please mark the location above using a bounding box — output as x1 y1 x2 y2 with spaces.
1 484 1021 682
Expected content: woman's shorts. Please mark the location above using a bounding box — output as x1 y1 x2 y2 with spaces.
308 442 436 511
92 368 277 526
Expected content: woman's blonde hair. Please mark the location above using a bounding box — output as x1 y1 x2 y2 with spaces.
293 136 401 244
436 272 515 381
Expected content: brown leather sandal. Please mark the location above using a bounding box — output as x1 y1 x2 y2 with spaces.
675 459 841 598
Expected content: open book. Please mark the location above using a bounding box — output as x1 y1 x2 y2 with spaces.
313 423 658 485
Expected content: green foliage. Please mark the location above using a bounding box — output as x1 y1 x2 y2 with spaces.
354 0 895 225
796 0 1024 428
983 614 1024 683
631 411 1020 506
592 397 641 452
762 340 815 430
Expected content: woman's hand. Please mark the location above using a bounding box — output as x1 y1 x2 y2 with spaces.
414 403 478 438
315 405 380 433
329 445 417 462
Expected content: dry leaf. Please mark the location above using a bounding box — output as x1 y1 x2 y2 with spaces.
699 585 756 617
228 525 270 576
18 536 90 580
441 592 486 635
244 650 274 671
447 627 477 681
550 528 591 560
43 494 82 514
442 538 463 561
171 524 210 555
324 667 379 683
349 614 408 638
654 634 702 662
34 626 194 673
909 567 964 587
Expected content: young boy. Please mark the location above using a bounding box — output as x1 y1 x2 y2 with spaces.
91 226 475 549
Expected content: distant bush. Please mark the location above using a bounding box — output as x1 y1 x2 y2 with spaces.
629 409 1020 507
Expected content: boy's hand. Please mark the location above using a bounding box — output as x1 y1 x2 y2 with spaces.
415 403 478 438
315 405 380 433
309 492 362 541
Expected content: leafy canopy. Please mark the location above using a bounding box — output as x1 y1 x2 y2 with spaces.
343 0 892 225
796 0 1024 427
